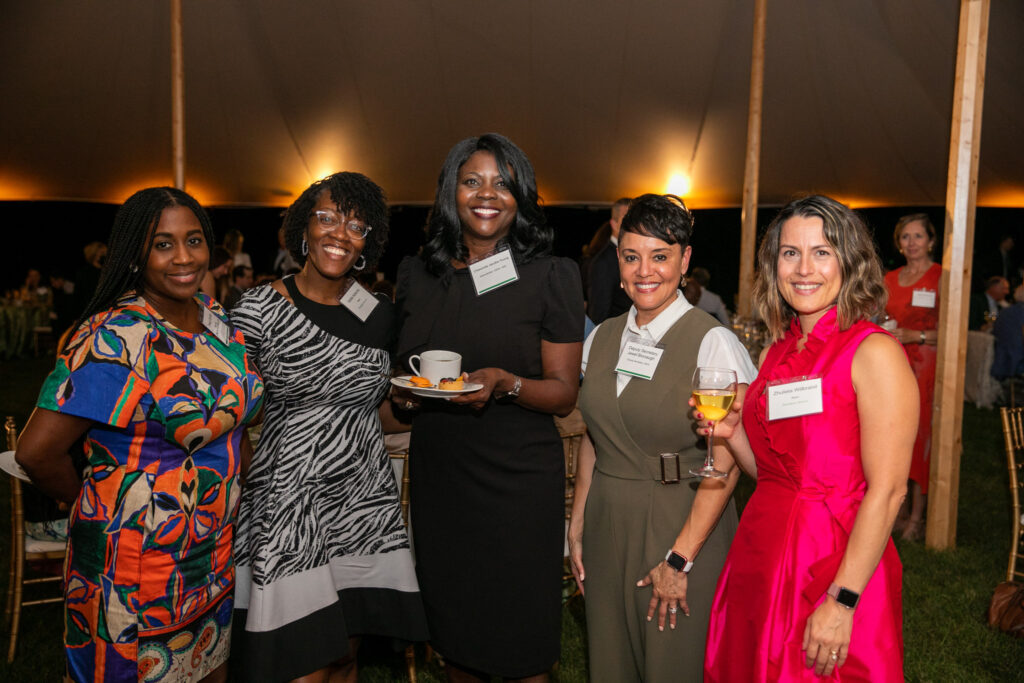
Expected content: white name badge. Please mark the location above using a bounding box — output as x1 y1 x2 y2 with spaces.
614 339 665 380
339 281 380 322
766 376 823 420
200 307 232 345
911 289 936 308
469 250 519 295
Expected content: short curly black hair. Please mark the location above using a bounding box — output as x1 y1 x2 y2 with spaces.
282 172 389 272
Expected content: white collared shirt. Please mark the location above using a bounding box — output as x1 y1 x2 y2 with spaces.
582 291 758 396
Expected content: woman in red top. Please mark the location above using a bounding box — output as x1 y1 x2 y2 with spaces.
883 213 940 541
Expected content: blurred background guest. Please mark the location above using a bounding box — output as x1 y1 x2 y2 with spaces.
201 245 234 302
990 283 1024 383
883 213 940 541
231 172 427 683
223 264 253 310
15 186 264 682
395 133 583 682
569 194 756 681
690 267 732 324
273 224 301 276
969 275 1010 331
587 197 633 324
71 241 105 317
704 195 915 681
223 228 252 269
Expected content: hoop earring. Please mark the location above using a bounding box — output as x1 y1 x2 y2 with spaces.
130 264 139 274
353 255 366 271
301 239 309 256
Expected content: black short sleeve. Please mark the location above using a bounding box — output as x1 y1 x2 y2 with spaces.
541 258 585 344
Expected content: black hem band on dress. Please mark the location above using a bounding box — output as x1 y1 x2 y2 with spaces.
233 587 429 682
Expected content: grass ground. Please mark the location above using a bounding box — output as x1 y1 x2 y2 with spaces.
2 353 1023 681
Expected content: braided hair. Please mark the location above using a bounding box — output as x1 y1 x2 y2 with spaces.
66 187 214 348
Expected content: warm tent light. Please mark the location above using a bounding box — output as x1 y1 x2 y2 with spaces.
666 173 692 197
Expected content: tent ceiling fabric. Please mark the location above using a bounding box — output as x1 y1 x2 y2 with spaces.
1 0 1021 208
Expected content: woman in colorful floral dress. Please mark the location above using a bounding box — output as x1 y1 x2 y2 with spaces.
16 187 264 683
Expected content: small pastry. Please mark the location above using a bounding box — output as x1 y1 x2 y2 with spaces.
438 377 464 391
409 376 433 387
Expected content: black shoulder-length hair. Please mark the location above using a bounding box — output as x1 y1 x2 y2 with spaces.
421 133 552 279
68 186 214 346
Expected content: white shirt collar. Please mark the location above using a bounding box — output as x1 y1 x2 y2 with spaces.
625 290 692 342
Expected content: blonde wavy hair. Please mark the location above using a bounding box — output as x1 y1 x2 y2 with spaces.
753 195 888 342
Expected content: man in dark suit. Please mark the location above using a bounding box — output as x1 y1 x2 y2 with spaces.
587 197 632 324
969 275 1009 331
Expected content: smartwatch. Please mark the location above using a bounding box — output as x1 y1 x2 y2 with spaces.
827 582 860 609
665 550 694 574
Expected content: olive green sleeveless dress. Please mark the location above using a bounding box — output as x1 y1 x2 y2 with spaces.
578 308 739 683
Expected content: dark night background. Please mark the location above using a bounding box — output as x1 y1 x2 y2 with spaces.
4 200 1022 314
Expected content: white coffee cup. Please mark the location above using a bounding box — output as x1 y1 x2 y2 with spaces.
408 350 462 385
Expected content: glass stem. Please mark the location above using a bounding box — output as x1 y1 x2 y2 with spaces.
706 421 715 467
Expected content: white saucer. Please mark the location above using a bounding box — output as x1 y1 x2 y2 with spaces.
0 450 31 482
391 375 484 398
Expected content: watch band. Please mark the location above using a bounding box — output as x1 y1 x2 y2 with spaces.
827 582 860 609
665 549 694 574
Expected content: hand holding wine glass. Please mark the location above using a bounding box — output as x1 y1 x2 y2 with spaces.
690 366 738 479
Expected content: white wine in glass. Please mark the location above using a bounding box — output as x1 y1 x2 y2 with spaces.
690 367 738 479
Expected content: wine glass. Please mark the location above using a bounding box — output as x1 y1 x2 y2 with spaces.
690 366 738 479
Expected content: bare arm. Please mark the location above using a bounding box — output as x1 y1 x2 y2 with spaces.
567 430 597 595
638 441 741 630
379 397 412 434
450 340 583 416
802 333 917 675
15 407 92 505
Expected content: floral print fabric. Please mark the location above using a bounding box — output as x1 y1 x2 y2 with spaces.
37 293 263 682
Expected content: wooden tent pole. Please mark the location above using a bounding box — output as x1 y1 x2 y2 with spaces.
927 0 990 550
737 0 766 318
171 0 185 190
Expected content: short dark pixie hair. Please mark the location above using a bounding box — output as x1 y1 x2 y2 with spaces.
421 133 551 279
620 194 694 248
282 172 389 271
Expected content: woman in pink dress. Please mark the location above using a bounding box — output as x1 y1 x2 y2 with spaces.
883 214 940 541
699 196 918 681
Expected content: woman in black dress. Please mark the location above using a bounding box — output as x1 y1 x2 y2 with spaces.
394 133 584 682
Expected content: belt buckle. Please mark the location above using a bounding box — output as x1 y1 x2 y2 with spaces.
660 452 681 484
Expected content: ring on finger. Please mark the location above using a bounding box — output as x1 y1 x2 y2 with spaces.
668 606 678 614
829 649 838 662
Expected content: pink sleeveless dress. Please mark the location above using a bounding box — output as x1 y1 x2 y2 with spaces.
705 308 904 682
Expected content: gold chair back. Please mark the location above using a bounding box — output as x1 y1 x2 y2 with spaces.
4 416 67 663
999 407 1024 582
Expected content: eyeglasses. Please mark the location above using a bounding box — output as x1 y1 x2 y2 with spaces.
312 210 373 240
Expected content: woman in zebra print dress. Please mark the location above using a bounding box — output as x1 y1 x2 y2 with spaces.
230 173 428 682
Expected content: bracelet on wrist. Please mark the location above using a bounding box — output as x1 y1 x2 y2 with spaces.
919 330 927 344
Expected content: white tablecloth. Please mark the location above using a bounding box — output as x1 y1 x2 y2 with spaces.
965 330 1002 409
